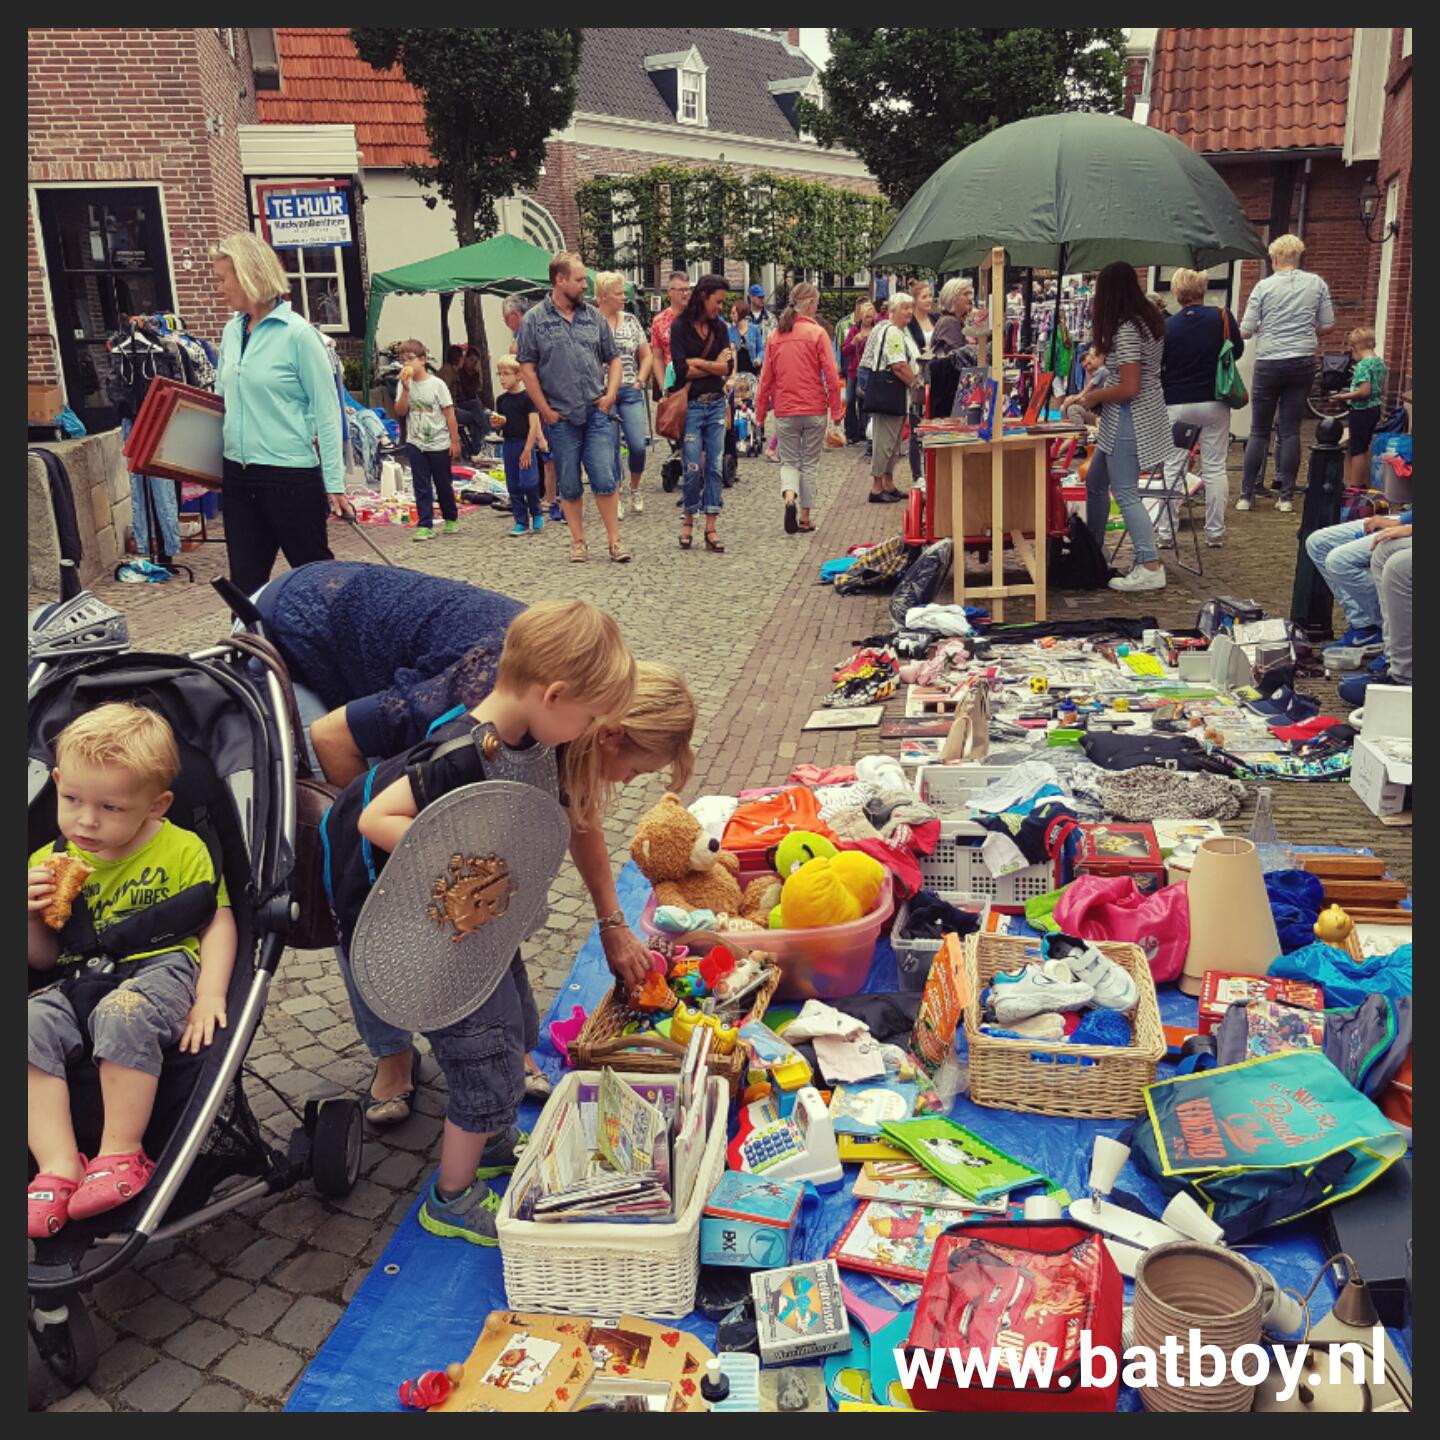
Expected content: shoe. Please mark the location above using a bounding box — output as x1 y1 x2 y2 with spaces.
549 504 563 522
442 519 460 535
412 526 434 542
570 539 588 563
784 497 799 534
417 1180 500 1246
868 493 886 504
475 1126 530 1181
66 1150 156 1222
632 491 644 514
617 492 625 519
533 513 546 533
880 490 906 503
1108 564 1167 593
1368 651 1391 674
28 1158 85 1239
989 960 1094 1025
609 539 632 563
509 523 531 537
1277 500 1294 513
365 1048 422 1127
989 1013 1067 1040
1045 934 1138 1013
1324 625 1383 652
1205 536 1225 548
1235 498 1252 512
1338 669 1391 705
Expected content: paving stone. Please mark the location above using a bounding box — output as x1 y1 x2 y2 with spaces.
340 1270 367 1304
309 1212 374 1256
248 1088 290 1123
148 1257 218 1302
86 1335 160 1392
178 1383 249 1412
228 1285 294 1336
135 1237 182 1270
191 1277 254 1321
163 1319 239 1368
387 1193 420 1227
246 1052 290 1079
319 1057 372 1089
410 1088 448 1119
380 1112 443 1152
226 1235 297 1283
360 1229 395 1265
291 1043 335 1070
316 1024 360 1051
248 1036 279 1058
118 1295 193 1342
278 994 326 1015
271 1248 351 1295
270 1070 324 1100
214 1339 304 1399
118 1358 204 1412
190 1218 258 1267
258 1194 330 1241
46 1386 113 1412
90 1267 158 1317
286 961 325 980
296 1007 341 1033
333 1179 401 1220
366 1150 425 1189
271 1296 345 1353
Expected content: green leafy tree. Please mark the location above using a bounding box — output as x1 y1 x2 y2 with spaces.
798 28 1126 210
351 28 583 402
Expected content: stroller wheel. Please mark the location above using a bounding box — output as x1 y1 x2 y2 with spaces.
311 1096 365 1197
29 1296 98 1392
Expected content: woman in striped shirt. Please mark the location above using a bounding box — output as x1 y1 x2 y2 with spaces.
1071 261 1173 593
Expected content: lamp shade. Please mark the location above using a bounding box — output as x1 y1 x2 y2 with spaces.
1179 837 1281 997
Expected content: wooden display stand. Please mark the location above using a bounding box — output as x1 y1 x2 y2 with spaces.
930 247 1049 621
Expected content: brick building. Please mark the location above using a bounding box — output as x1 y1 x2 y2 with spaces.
28 27 259 430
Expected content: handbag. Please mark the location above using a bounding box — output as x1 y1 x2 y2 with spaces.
862 324 911 416
1051 875 1188 982
1215 309 1248 409
655 383 690 441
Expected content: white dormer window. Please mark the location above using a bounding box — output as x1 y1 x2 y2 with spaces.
645 46 708 127
768 74 823 136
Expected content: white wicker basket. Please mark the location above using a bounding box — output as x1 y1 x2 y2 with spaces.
496 1069 728 1320
919 821 1054 903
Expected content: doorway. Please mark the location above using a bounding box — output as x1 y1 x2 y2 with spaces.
36 187 174 433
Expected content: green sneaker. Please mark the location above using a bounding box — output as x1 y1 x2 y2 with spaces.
417 1181 499 1246
442 519 460 535
412 526 434 542
475 1126 529 1181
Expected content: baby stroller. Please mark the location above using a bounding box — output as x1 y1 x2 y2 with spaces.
27 593 364 1396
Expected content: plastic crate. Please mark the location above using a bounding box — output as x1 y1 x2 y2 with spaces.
891 892 983 992
919 822 1054 903
916 764 1019 814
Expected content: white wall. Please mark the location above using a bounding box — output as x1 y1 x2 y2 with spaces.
363 170 513 377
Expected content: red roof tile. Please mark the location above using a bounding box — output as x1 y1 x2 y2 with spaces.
1148 28 1353 154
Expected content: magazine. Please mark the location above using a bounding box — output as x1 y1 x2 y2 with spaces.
598 1068 668 1175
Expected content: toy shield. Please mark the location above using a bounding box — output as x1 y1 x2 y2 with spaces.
348 780 570 1032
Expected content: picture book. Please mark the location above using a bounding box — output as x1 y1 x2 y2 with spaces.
1244 999 1326 1059
837 1135 911 1163
878 1116 1048 1204
910 934 970 1080
853 1173 1007 1213
829 1201 952 1282
828 1080 918 1137
751 1259 851 1365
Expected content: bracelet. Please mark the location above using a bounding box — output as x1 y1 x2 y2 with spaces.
596 908 627 932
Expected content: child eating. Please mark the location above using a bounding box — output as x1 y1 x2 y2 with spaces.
28 704 236 1237
394 338 462 542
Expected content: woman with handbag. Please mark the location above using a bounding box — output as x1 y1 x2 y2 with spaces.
754 282 845 535
664 274 734 552
1159 268 1245 548
862 292 920 503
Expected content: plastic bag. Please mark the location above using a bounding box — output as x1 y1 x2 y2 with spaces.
1052 875 1189 983
888 538 954 626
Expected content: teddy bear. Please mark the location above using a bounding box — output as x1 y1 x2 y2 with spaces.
631 793 752 918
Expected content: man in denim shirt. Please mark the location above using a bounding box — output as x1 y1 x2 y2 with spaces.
517 252 628 564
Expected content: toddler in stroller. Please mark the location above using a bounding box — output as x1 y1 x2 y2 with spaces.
26 593 364 1396
657 365 742 496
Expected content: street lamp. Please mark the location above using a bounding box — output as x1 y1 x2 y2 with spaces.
1359 177 1400 245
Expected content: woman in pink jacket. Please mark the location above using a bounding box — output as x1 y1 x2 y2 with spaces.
755 282 846 535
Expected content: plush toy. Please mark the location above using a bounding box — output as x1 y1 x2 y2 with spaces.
777 850 887 930
631 793 745 916
774 830 838 877
831 851 886 912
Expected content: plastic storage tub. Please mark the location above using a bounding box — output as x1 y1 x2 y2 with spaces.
637 874 895 1001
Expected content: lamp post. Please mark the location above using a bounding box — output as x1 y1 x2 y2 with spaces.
1359 177 1401 245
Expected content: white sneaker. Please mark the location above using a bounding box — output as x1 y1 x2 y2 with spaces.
1205 535 1225 547
1108 564 1166 593
989 960 1095 1025
1235 498 1252 512
1277 500 1294 513
1047 935 1138 1012
632 490 644 514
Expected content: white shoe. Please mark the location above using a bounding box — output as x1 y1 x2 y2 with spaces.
989 960 1095 1025
1048 935 1138 1012
1277 500 1294 513
1108 564 1166 593
632 490 644 514
1205 536 1224 548
1235 498 1252 512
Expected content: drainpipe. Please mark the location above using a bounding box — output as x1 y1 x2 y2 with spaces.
1296 156 1312 239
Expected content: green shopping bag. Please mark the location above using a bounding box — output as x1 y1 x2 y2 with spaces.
1215 309 1248 409
1130 1050 1406 1242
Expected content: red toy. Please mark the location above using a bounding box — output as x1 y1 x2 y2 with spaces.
698 945 736 992
398 1363 465 1409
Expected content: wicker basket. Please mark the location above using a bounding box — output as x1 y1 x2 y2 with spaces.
963 933 1164 1118
569 967 781 1096
496 1069 728 1319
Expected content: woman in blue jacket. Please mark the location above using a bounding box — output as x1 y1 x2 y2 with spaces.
211 231 353 594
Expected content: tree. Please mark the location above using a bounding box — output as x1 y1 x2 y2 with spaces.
798 29 1126 211
351 28 583 403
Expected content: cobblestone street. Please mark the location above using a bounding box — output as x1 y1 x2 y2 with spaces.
33 437 1407 1410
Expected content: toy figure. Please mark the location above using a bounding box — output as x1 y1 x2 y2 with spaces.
398 1362 465 1409
630 954 678 1012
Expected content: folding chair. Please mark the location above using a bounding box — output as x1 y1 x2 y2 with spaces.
1106 420 1205 576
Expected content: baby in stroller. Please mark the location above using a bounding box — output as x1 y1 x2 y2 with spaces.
28 703 236 1237
657 362 744 494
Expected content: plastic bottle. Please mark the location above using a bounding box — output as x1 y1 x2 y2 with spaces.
1249 788 1293 873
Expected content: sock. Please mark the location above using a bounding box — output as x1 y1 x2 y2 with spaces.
434 1180 472 1206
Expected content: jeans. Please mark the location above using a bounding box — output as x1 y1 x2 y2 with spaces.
120 416 182 558
1241 356 1316 499
451 399 491 453
501 437 542 526
612 384 648 479
1305 520 1380 631
844 376 861 442
774 412 826 510
1372 538 1412 683
548 404 618 501
220 459 334 596
335 938 417 1059
1086 404 1158 566
682 394 726 516
406 445 457 529
1164 399 1231 540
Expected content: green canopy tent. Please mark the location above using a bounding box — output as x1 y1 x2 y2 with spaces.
361 232 638 392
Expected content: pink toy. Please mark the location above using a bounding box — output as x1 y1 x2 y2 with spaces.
548 1004 587 1068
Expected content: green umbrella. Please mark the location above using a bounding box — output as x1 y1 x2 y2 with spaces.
872 112 1268 274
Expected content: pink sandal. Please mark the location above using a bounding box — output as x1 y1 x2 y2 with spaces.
66 1151 155 1222
28 1158 86 1239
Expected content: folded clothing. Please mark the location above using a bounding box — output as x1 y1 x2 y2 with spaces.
1269 714 1342 742
1090 766 1246 822
900 890 981 941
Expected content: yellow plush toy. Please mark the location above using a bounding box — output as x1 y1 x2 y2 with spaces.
776 851 886 930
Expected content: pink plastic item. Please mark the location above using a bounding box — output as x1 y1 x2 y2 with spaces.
547 1004 587 1068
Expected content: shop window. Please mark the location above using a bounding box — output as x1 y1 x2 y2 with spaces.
280 246 347 331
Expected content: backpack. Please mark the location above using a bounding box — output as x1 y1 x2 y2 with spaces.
1047 514 1113 590
1340 487 1390 523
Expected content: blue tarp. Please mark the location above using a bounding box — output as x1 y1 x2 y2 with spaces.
287 860 1402 1412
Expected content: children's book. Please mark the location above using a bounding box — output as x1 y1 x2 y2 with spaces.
853 1173 1007 1213
828 1201 949 1282
878 1116 1048 1204
837 1135 911 1163
828 1080 918 1137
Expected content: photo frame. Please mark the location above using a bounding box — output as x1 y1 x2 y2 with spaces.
124 378 225 489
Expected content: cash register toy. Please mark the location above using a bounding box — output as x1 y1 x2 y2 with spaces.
727 1086 843 1191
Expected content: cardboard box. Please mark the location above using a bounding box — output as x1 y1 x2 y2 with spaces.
1073 823 1166 894
1198 972 1325 1035
750 1259 850 1365
701 1172 805 1268
1350 686 1412 818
